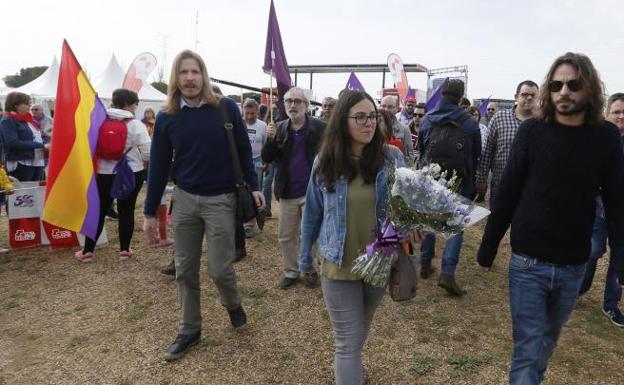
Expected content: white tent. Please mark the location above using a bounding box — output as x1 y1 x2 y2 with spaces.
11 57 60 99
1 54 166 116
94 54 166 102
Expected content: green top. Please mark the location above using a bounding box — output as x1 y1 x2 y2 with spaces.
320 173 377 280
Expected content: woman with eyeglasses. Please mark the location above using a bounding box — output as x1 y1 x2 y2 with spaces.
0 92 48 181
299 90 421 384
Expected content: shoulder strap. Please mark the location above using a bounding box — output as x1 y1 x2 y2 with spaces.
219 99 245 186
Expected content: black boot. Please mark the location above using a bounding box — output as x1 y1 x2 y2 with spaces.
160 259 175 276
438 273 466 296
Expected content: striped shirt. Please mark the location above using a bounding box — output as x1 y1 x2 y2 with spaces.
476 108 523 190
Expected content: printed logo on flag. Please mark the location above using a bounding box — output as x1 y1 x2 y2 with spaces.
41 221 80 248
9 218 41 249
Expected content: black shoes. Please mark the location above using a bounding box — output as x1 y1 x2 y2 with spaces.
304 272 319 288
438 273 466 296
279 276 298 289
420 265 436 279
164 331 201 362
228 306 247 329
160 259 176 276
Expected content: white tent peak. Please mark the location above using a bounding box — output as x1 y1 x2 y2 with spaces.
11 57 60 98
93 53 165 102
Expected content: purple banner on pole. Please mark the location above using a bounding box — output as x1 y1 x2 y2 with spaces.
479 97 491 118
263 0 292 120
345 72 365 91
425 78 447 112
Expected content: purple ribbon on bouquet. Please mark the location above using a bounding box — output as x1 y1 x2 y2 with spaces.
366 220 405 256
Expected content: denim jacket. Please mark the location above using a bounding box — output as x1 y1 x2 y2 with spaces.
298 145 406 273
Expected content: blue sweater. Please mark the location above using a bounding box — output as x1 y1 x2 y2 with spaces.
144 98 258 216
0 116 45 161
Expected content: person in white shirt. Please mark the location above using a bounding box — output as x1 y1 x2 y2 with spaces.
74 88 151 263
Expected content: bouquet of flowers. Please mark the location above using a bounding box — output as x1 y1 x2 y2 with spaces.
352 164 489 287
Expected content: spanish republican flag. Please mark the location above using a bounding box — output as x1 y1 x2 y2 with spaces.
42 40 106 240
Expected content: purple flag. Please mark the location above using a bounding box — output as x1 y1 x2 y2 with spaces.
263 0 292 121
404 86 416 102
479 97 491 118
345 72 365 91
425 78 447 112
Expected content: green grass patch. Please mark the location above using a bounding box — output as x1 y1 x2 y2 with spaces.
239 286 268 300
447 353 493 373
127 299 154 322
412 354 437 375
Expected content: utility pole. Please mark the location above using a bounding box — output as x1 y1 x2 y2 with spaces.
157 33 170 83
194 11 200 51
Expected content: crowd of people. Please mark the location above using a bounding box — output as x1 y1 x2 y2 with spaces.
1 50 623 385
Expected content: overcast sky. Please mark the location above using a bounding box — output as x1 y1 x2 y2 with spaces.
3 0 623 102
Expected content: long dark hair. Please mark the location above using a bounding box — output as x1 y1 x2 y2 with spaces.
538 52 605 127
315 90 385 191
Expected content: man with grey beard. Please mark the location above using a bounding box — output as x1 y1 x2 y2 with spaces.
262 87 326 289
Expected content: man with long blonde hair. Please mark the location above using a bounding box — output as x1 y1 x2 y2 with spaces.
143 50 264 361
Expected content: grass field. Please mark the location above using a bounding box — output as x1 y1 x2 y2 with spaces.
1 195 623 385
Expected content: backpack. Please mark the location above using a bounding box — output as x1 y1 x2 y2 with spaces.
96 118 130 160
110 150 135 200
422 113 471 180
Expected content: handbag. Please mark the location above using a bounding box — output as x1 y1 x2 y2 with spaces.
220 100 258 222
388 242 420 301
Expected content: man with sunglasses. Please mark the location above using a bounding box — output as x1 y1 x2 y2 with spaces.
408 103 426 153
262 87 326 289
477 53 624 384
476 80 538 205
578 93 624 328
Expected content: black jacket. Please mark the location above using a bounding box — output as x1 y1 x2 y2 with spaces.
261 116 325 201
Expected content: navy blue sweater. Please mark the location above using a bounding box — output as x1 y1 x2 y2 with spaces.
144 98 257 216
477 118 624 282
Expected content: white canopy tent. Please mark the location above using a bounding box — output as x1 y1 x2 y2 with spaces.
93 54 166 116
1 54 166 118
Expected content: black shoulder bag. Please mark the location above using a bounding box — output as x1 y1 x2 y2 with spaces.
220 101 258 222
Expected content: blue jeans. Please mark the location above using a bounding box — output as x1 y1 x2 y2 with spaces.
420 232 464 275
578 214 621 310
262 163 276 212
508 253 586 385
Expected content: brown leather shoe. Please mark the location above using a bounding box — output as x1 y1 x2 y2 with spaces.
438 273 466 296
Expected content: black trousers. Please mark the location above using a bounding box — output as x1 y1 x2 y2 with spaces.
83 171 145 253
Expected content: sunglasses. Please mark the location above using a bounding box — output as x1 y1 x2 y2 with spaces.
414 113 425 118
549 79 582 92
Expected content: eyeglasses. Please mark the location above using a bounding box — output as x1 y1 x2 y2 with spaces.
284 98 304 105
349 114 381 125
549 79 582 92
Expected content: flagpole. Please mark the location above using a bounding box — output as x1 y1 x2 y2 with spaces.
269 50 275 123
